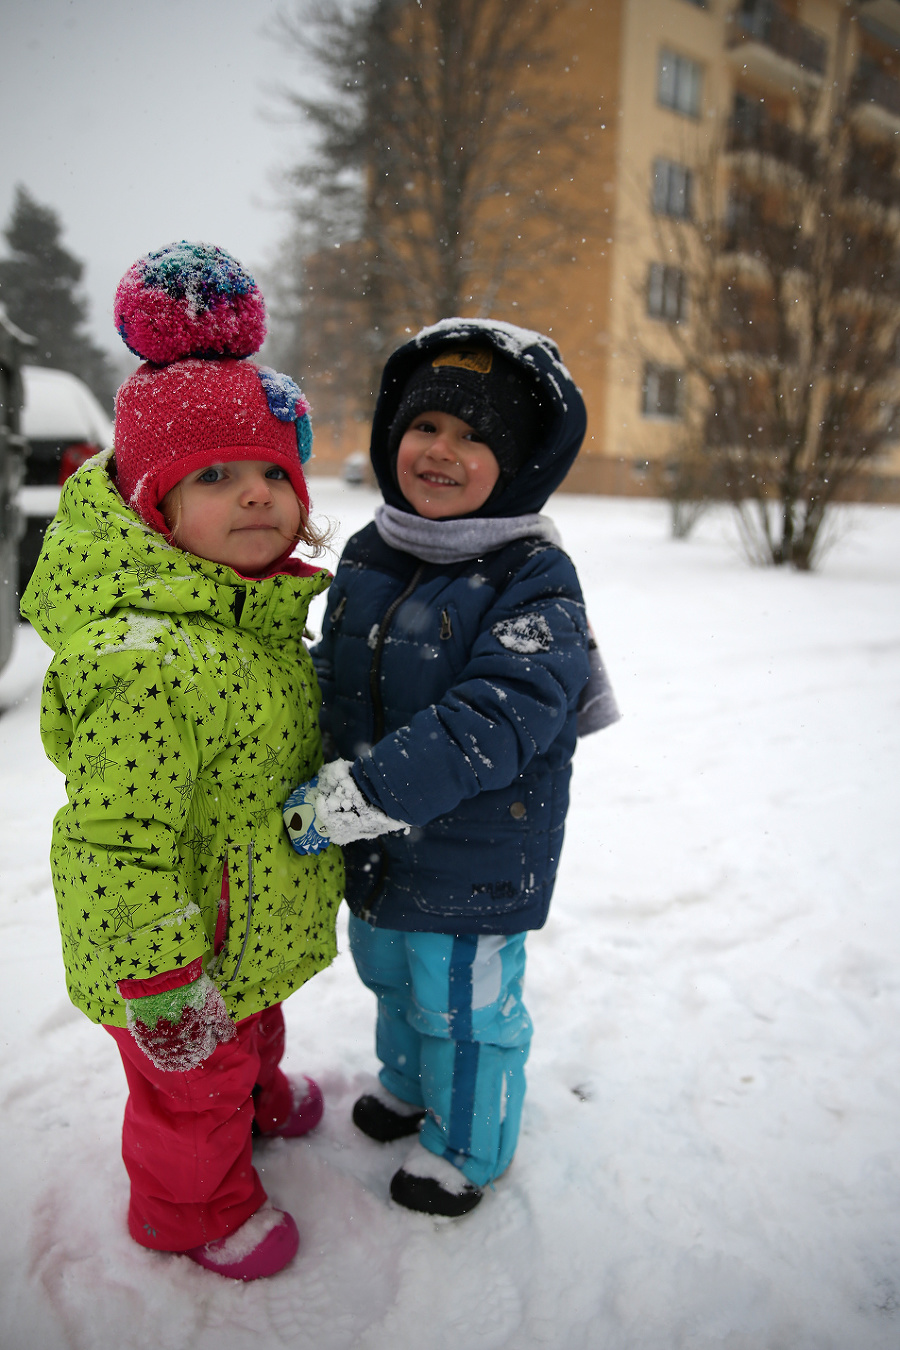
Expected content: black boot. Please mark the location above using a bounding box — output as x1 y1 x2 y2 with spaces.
352 1089 426 1143
389 1142 483 1217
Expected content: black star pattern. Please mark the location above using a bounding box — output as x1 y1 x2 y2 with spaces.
84 747 115 781
181 828 213 858
103 674 134 705
24 480 338 1027
91 519 115 543
273 893 298 919
107 896 141 933
126 563 162 586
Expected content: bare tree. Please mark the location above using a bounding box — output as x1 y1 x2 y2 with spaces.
273 0 598 427
649 79 900 570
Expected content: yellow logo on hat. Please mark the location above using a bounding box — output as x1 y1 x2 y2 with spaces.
433 348 493 374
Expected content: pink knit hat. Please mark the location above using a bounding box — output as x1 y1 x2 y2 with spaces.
113 241 312 534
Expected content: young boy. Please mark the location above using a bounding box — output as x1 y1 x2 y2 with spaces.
285 319 617 1216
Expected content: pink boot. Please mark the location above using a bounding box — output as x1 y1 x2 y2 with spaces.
256 1075 324 1138
185 1205 299 1281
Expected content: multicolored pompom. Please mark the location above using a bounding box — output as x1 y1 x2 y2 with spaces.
258 368 313 463
113 241 314 526
114 241 267 364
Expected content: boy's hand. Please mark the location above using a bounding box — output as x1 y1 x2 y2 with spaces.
126 972 236 1072
284 759 409 854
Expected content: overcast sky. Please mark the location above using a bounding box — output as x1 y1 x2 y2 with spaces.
0 0 316 359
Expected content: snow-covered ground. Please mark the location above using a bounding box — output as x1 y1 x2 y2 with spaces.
1 486 898 1350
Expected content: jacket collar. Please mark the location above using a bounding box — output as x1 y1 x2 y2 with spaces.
24 451 329 651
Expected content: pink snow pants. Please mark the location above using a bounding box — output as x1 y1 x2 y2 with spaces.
105 1003 294 1252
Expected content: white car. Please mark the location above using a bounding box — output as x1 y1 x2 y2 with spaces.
18 366 113 591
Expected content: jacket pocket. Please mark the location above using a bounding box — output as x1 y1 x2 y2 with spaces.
401 776 553 919
210 842 255 984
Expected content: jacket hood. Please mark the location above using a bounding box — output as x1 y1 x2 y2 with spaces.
21 449 326 651
369 319 587 519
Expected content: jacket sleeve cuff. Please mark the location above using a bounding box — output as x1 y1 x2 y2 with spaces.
117 956 204 1000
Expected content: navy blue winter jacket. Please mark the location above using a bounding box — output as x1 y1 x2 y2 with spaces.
312 321 592 934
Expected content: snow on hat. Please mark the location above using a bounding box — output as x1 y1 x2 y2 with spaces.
387 344 544 482
113 241 312 534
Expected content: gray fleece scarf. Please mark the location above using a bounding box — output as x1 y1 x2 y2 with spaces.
373 503 619 737
374 503 561 564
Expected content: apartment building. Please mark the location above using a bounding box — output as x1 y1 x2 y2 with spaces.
299 0 900 499
535 0 900 496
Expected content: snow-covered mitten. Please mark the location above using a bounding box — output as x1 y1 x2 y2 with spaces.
284 758 409 854
126 971 236 1072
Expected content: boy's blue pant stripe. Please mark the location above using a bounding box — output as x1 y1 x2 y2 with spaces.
447 936 479 1158
348 917 532 1187
447 1038 479 1159
448 933 477 1040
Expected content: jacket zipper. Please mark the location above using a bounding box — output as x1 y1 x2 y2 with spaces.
369 563 424 741
360 563 424 921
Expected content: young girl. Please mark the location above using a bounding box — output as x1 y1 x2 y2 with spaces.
21 243 343 1280
285 320 618 1216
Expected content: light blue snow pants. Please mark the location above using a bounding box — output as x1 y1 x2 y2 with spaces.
348 915 532 1188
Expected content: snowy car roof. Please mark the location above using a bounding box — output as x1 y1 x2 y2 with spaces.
22 366 113 446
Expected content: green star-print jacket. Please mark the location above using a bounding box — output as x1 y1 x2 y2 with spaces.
20 452 344 1029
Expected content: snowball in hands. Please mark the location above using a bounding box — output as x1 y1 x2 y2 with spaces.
126 972 236 1072
284 758 409 853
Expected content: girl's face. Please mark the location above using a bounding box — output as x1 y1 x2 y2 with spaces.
395 410 500 518
161 460 302 576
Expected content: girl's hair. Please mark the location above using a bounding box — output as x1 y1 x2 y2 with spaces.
161 482 333 560
294 503 333 557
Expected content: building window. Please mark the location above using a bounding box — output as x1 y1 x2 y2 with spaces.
647 263 688 322
735 0 774 40
658 49 703 117
653 159 693 217
642 363 683 418
730 91 767 147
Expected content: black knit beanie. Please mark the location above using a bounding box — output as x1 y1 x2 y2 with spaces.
387 344 545 481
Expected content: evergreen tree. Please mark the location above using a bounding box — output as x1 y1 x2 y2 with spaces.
0 186 116 409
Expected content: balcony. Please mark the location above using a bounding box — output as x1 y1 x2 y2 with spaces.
726 105 817 176
726 3 828 90
843 154 900 214
719 292 798 362
833 233 900 297
722 196 811 271
850 58 900 135
857 0 900 41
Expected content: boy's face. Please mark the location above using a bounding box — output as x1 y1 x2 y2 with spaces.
160 459 302 576
395 410 500 518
